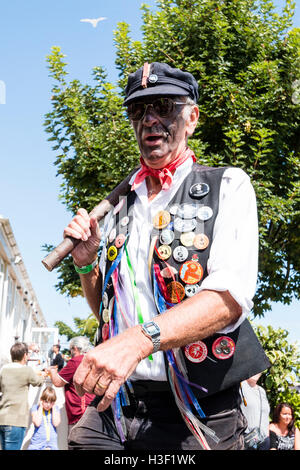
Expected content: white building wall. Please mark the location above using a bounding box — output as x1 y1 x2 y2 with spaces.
0 215 47 365
0 216 69 450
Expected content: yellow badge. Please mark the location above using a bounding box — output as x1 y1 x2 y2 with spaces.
107 245 118 261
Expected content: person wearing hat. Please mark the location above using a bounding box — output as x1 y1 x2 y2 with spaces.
64 62 269 450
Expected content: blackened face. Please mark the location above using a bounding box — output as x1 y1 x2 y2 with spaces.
131 97 191 169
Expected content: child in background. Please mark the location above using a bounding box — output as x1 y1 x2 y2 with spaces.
28 386 61 450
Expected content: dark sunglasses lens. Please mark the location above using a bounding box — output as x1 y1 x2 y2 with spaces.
127 103 144 120
153 98 173 116
127 98 175 120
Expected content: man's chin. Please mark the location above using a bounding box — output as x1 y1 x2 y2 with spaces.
143 151 174 169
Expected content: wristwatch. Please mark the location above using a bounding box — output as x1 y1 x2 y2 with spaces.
141 321 161 353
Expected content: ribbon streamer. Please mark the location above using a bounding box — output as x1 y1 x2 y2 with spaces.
151 265 220 449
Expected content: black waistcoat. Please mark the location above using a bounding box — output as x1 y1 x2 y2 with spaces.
96 163 270 399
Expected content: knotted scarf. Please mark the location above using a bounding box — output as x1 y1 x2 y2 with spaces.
131 147 196 191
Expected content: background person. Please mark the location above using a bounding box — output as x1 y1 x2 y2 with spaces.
28 343 46 371
28 386 61 450
240 373 270 450
46 336 95 442
0 342 45 450
50 344 64 372
269 403 300 450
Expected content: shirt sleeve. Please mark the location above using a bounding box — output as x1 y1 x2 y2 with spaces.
27 366 44 387
58 358 76 384
198 168 259 333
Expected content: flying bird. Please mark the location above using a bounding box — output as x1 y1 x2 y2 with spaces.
80 17 107 28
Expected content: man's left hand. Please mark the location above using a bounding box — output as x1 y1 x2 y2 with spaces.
73 326 152 412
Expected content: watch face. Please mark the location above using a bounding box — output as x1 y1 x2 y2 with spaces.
144 321 160 337
148 324 158 335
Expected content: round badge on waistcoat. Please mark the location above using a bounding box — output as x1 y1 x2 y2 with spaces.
185 283 201 297
157 244 172 260
107 245 118 261
173 245 189 262
197 206 213 221
160 229 175 245
102 323 109 341
184 341 208 363
169 204 179 216
179 260 203 284
120 216 130 227
115 233 126 248
102 292 108 309
153 210 171 229
177 203 198 219
160 266 178 278
102 308 110 323
166 281 185 303
193 233 210 250
212 336 235 360
189 183 210 199
174 217 197 233
180 231 195 247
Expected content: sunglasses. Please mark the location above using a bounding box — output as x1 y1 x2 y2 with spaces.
126 97 187 121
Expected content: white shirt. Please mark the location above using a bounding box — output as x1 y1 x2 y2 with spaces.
240 381 270 438
100 157 258 381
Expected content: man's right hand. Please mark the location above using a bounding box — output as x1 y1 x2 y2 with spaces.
63 208 102 267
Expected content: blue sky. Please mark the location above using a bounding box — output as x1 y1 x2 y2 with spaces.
0 0 299 348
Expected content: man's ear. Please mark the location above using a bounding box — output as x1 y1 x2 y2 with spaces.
186 105 199 137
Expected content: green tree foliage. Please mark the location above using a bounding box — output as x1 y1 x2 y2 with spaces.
54 314 99 344
254 323 300 426
44 0 300 317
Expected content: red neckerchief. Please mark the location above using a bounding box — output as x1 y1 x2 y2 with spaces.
131 147 196 191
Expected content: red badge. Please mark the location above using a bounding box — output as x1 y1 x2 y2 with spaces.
184 341 208 363
212 336 235 360
102 323 110 341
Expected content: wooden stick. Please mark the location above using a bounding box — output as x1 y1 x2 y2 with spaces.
42 169 137 271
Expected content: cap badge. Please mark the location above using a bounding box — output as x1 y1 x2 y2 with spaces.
148 74 158 84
